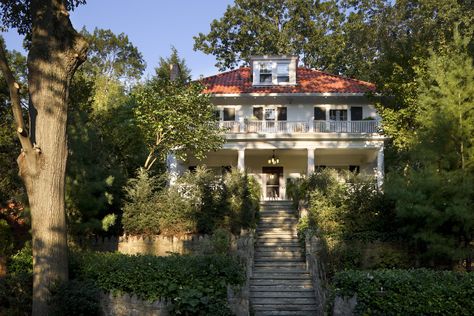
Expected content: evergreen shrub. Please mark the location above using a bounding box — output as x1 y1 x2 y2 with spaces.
122 167 260 236
331 269 474 315
72 251 244 314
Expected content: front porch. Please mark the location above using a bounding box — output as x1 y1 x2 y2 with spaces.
178 146 384 200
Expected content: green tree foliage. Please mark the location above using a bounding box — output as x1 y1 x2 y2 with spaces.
0 48 27 205
386 34 474 270
65 28 147 236
194 0 344 71
133 55 224 169
195 0 474 156
79 27 145 111
122 167 260 236
154 46 191 83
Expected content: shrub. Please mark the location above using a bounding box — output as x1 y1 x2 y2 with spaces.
294 169 402 273
331 269 474 315
1 242 33 316
49 279 100 316
0 271 32 315
7 241 33 275
72 251 244 314
122 167 260 236
121 168 164 235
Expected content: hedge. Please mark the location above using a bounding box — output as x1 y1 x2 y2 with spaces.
331 269 474 315
71 251 245 314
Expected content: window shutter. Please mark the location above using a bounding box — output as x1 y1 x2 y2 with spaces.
351 107 363 120
223 108 235 121
314 107 326 120
277 107 287 121
253 107 263 120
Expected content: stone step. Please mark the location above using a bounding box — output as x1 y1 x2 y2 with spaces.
255 254 303 260
250 291 315 298
250 279 313 286
257 233 298 241
252 272 311 279
254 261 306 268
257 241 300 246
257 230 296 235
253 306 318 313
258 226 296 230
256 245 301 251
254 257 304 263
251 285 313 291
255 250 302 256
252 301 317 308
252 267 307 272
257 229 298 235
258 225 297 231
253 268 308 274
259 211 297 221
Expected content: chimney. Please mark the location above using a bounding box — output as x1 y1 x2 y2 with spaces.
170 63 180 81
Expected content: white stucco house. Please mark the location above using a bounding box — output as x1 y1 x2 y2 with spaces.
168 56 385 200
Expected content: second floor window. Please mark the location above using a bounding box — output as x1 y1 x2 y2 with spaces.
330 109 347 121
223 108 235 121
314 107 326 120
259 62 272 83
277 63 290 83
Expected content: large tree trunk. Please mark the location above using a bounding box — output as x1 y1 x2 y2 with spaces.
0 1 87 315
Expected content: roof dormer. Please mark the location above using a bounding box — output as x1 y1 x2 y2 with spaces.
251 56 297 86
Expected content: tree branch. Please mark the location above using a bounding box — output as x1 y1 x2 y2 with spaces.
0 39 33 152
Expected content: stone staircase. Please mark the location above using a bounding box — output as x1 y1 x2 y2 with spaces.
250 201 318 315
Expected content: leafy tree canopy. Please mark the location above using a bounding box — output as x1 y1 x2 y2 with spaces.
133 78 224 170
0 0 86 35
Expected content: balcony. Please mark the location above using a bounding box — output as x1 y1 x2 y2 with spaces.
219 120 380 134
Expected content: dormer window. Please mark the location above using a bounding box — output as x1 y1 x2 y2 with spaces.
277 63 290 83
251 56 297 86
259 62 272 83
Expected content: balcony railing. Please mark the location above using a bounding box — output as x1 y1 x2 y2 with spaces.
313 120 379 133
219 120 379 134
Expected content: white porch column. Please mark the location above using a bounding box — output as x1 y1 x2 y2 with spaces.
237 148 245 172
376 145 384 189
166 153 180 186
307 148 315 175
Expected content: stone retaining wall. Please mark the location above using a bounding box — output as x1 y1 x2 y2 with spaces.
305 234 328 316
92 231 254 316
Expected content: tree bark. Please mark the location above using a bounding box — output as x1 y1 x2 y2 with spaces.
0 1 87 315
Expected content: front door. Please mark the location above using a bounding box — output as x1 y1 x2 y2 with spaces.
262 167 283 200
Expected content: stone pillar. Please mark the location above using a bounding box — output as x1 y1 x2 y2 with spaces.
307 148 315 175
237 149 245 172
167 153 180 186
376 145 384 189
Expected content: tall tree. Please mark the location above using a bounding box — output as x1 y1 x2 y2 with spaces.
194 0 343 71
133 52 224 170
0 1 87 314
387 31 474 270
66 28 146 236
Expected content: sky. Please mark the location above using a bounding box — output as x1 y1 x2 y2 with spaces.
1 0 235 79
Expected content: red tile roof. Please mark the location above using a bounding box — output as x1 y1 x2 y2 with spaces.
201 67 375 94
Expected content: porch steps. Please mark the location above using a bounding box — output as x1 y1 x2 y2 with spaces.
250 201 318 315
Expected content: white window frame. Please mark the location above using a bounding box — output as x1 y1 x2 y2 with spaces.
276 62 290 83
253 59 295 86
